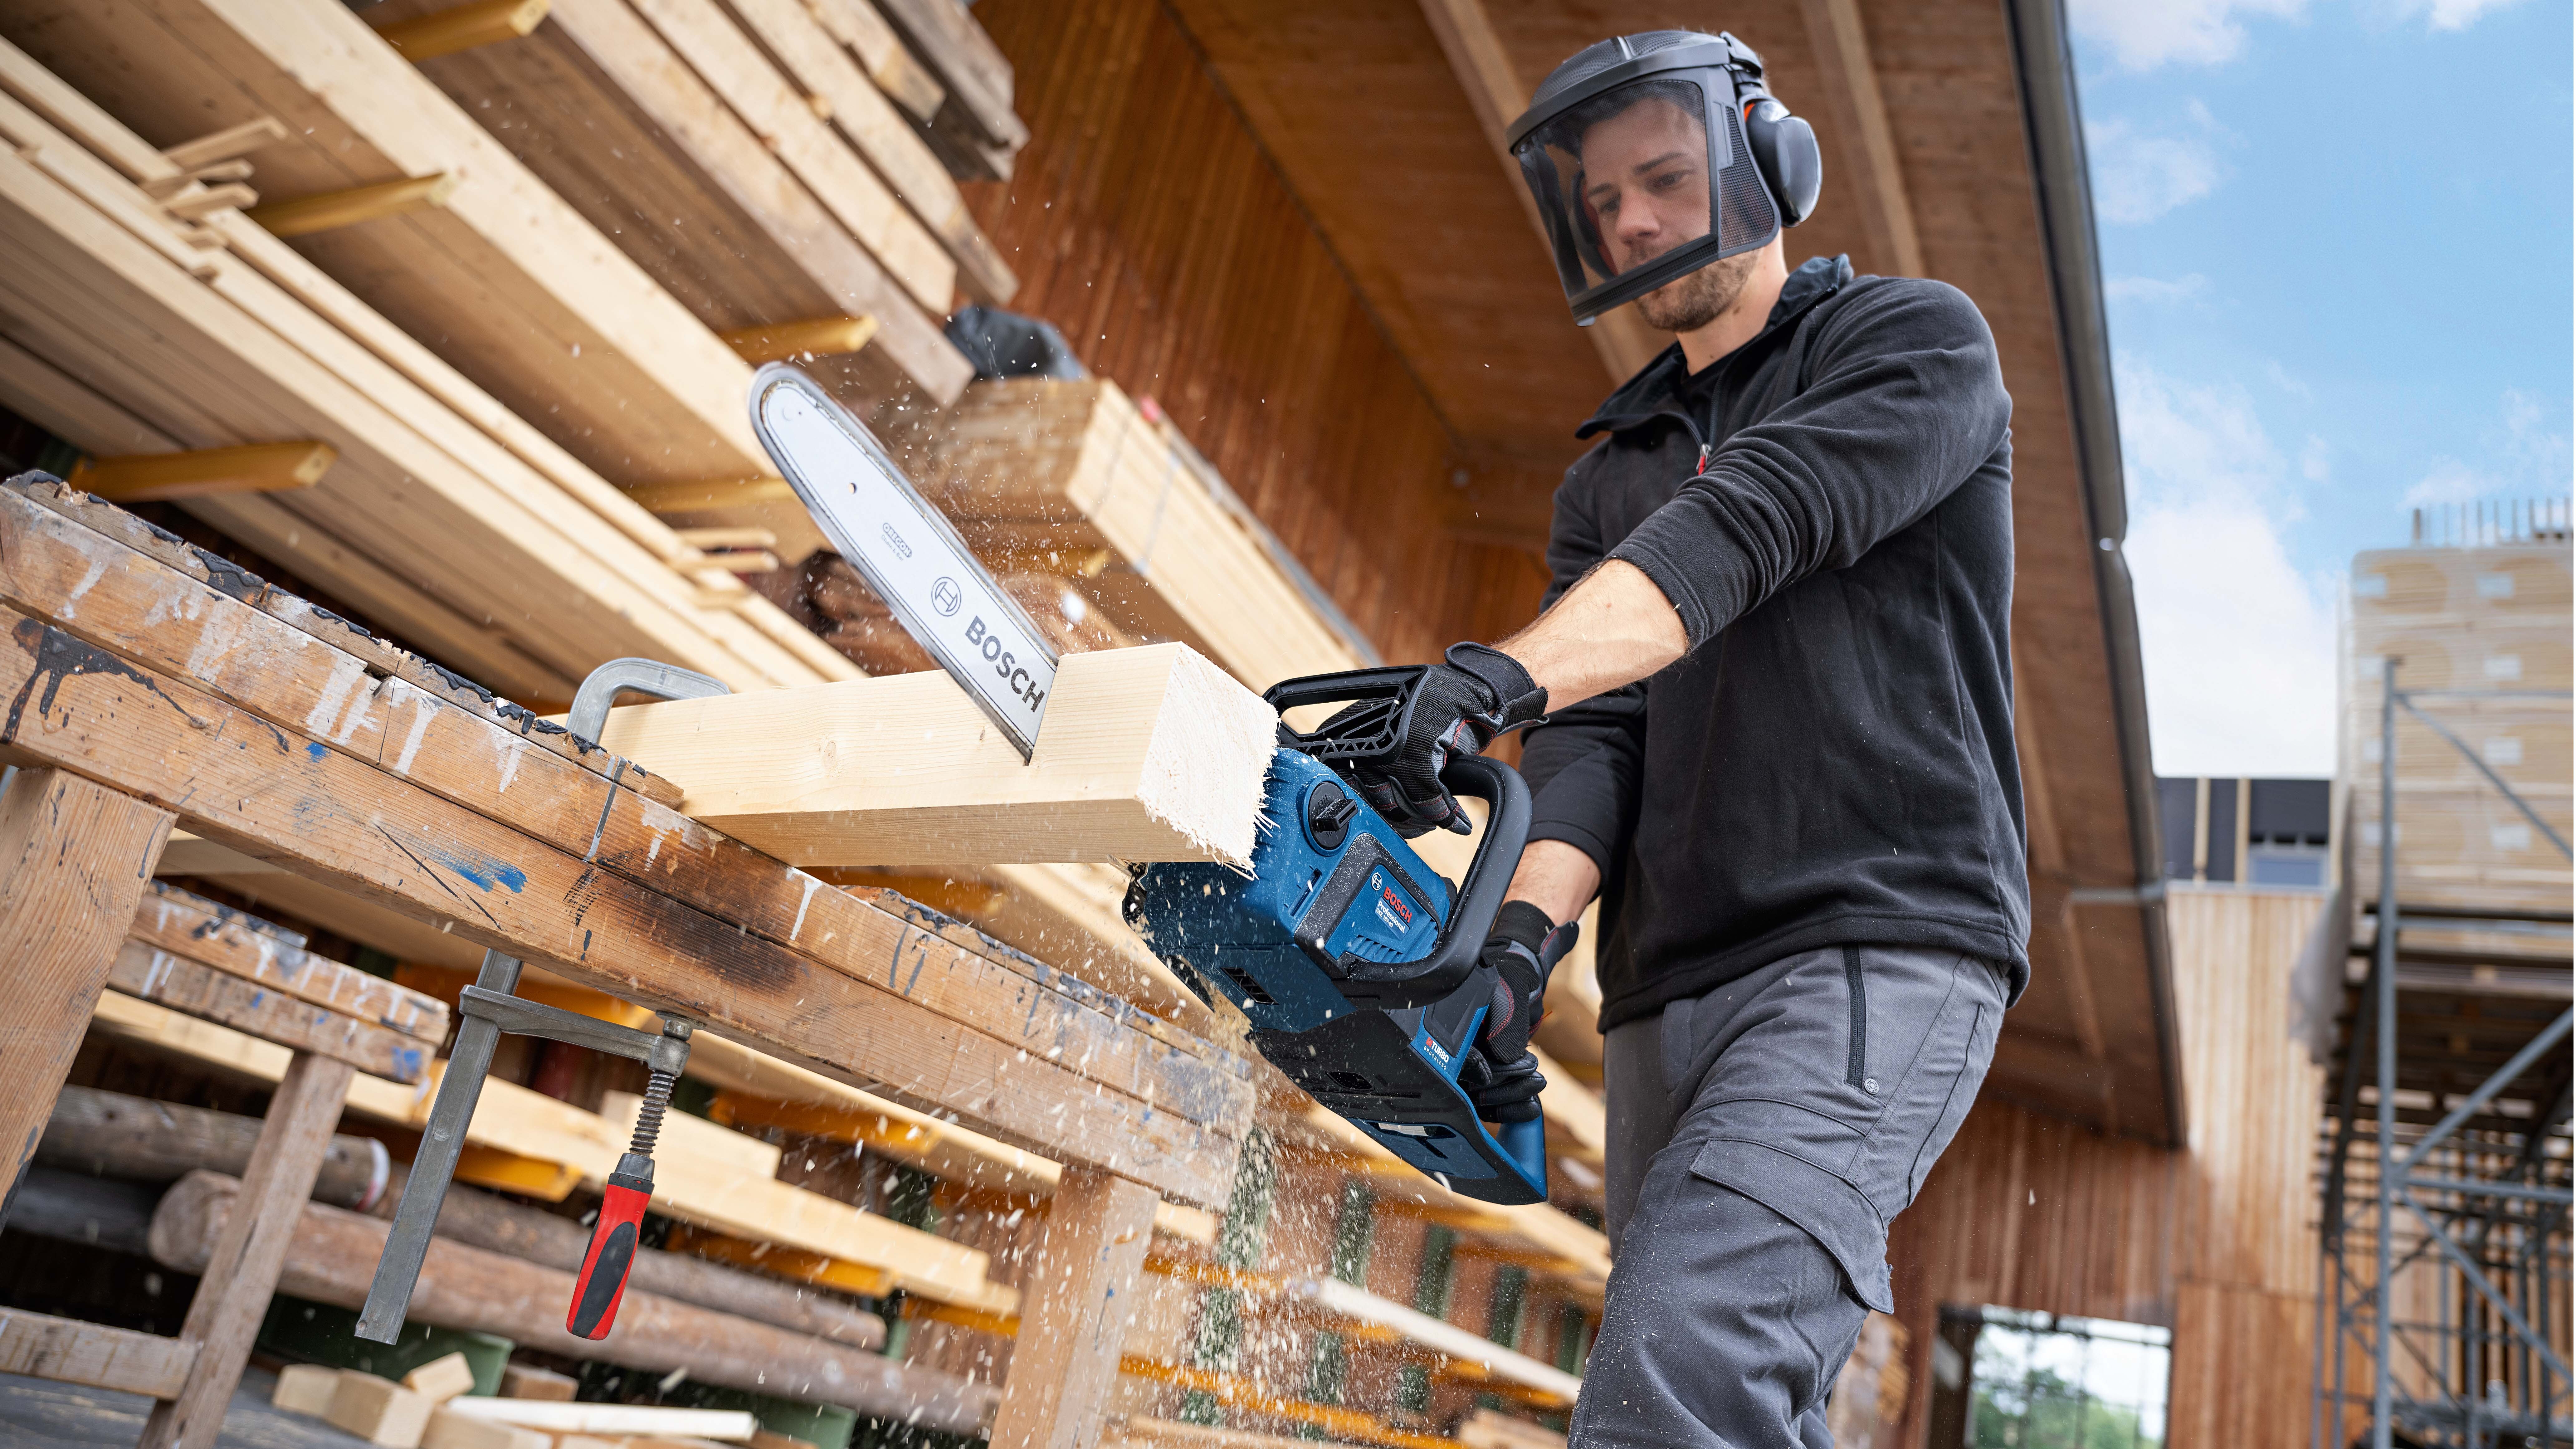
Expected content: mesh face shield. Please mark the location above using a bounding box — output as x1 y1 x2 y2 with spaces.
1507 37 1783 324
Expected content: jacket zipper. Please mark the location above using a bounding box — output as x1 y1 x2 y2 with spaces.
1843 945 1868 1090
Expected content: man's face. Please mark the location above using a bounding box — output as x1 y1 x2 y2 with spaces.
1578 93 1754 334
1579 96 1712 279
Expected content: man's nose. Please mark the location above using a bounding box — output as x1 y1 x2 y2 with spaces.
1614 194 1659 243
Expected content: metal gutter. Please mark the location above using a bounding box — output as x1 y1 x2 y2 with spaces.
2003 0 2188 1149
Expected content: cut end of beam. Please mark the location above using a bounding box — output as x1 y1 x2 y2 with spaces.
719 315 881 363
69 442 338 502
1127 644 1280 868
159 117 288 172
245 173 461 239
377 0 554 62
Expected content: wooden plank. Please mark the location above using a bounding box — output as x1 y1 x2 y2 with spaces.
1412 0 1666 383
139 1049 357 1449
0 767 175 1209
244 173 461 238
0 0 783 485
0 607 1246 1206
133 881 451 1040
0 1310 198 1399
622 0 957 313
581 643 1279 867
0 484 1250 1120
64 441 335 502
159 117 287 172
1798 0 1924 277
105 942 430 1082
717 0 1016 305
870 0 1023 149
987 1166 1160 1449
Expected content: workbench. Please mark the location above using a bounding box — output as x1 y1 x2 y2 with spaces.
0 472 1255 1449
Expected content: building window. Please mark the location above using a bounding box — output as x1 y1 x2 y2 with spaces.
2246 842 2327 887
1932 1306 2171 1449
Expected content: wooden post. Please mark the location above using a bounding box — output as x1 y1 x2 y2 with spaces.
988 1167 1160 1449
0 767 174 1219
139 1049 357 1449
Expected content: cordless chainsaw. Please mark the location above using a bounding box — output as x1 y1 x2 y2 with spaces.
742 364 1564 1206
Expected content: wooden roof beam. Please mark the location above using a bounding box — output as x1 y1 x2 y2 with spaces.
1415 0 1668 384
1798 0 1923 278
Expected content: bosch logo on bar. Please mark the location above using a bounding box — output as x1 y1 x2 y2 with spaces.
965 615 1048 708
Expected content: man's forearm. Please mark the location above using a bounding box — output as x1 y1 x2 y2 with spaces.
1505 838 1601 926
1502 559 1686 712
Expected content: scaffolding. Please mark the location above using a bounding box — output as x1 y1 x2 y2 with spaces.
2315 665 2574 1449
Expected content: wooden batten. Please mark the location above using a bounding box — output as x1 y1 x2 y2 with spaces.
66 441 335 502
807 0 944 124
374 0 555 61
584 642 1280 867
159 116 288 172
720 314 881 363
243 172 460 238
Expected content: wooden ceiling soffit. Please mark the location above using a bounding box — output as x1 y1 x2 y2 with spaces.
1796 0 1921 277
1416 0 1667 384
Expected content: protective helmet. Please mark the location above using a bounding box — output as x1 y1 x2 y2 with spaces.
1504 31 1822 324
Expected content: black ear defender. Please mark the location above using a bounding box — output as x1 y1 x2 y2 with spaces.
1718 33 1822 228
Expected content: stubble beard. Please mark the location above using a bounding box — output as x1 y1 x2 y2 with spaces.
1634 248 1760 334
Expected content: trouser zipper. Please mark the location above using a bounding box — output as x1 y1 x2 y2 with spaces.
1843 945 1868 1090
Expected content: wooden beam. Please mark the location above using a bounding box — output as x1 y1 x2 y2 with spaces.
720 314 881 363
869 0 1026 165
583 642 1280 868
106 943 430 1082
139 1049 357 1449
243 172 460 238
1798 0 1923 277
375 0 554 62
151 1171 999 1434
0 493 1252 1205
987 1166 1160 1449
159 117 288 172
134 882 451 1040
0 768 175 1213
159 182 258 220
65 441 334 502
0 1310 198 1400
1414 0 1667 383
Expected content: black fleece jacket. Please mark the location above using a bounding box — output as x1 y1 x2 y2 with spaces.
1521 256 2030 1030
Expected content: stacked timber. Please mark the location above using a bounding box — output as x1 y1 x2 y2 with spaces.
2345 536 2572 920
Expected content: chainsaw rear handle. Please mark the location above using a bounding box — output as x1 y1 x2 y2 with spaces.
1322 753 1531 1009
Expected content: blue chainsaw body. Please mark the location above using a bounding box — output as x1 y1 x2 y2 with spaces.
1128 748 1549 1205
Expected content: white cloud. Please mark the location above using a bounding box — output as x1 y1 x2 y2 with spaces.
2105 273 2208 305
2115 359 2339 776
2385 0 2525 30
2068 0 2306 70
2404 456 2491 507
2266 360 2314 399
2403 389 2570 508
2087 107 2229 224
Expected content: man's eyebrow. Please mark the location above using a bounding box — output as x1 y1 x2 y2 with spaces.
1627 149 1691 176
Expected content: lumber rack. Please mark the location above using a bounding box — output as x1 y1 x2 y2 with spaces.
0 472 1254 1449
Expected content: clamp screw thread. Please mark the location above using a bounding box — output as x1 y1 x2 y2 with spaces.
628 1070 676 1156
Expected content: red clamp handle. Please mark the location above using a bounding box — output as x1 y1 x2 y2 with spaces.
568 1169 651 1339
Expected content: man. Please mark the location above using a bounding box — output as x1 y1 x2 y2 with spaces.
1339 30 2028 1447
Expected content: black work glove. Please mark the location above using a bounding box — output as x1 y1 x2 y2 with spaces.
1342 643 1548 837
1463 900 1581 1123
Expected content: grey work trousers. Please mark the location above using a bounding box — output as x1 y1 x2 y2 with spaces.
1567 943 2009 1448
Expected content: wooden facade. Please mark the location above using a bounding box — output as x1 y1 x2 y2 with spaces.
1886 888 2330 1447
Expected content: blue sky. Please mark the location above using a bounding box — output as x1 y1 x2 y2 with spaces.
2067 0 2572 776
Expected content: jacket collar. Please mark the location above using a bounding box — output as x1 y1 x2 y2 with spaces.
1575 254 1854 439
